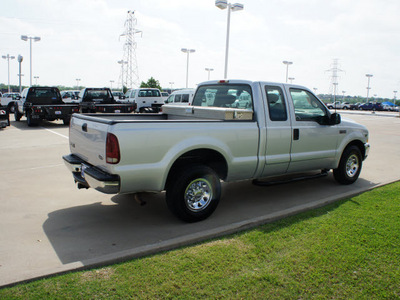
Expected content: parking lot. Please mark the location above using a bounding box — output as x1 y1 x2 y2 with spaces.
1 111 400 287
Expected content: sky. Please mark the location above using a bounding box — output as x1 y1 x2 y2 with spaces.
0 0 399 98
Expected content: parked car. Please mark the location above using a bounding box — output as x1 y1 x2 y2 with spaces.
0 106 10 128
61 90 80 104
350 102 361 110
164 89 195 106
112 91 126 100
14 87 79 126
326 101 350 110
0 92 20 113
161 92 169 102
78 88 135 113
359 102 383 111
63 79 370 222
125 88 164 113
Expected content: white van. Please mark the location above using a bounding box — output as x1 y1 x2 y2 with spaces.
164 89 195 106
125 88 164 113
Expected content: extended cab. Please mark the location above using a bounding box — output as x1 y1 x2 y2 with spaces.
14 87 79 126
78 88 135 114
63 80 370 222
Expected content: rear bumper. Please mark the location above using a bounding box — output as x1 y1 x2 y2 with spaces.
62 154 120 194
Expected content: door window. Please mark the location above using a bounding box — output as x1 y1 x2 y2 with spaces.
290 89 328 123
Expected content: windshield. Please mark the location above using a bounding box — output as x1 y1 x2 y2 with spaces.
192 84 253 110
26 88 63 105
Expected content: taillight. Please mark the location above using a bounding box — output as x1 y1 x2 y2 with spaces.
106 133 120 164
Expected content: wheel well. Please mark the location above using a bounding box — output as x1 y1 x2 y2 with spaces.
165 149 228 189
345 140 366 159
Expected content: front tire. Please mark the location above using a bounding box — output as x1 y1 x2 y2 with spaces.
333 146 362 185
14 105 22 121
166 165 221 222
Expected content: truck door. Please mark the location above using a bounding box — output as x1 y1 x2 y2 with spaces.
286 88 339 172
260 84 292 177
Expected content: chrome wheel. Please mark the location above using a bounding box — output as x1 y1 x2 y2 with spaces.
346 154 359 178
184 178 213 212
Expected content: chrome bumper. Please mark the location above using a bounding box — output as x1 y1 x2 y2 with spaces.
62 154 120 194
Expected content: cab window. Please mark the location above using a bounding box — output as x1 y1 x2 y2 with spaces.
290 89 328 123
265 86 287 121
192 84 253 110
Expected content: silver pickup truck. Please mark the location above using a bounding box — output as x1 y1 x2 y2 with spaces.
63 80 370 222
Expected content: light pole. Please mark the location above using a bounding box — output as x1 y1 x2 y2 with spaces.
205 68 214 80
169 82 174 91
110 80 114 90
181 48 195 88
17 55 23 93
342 90 346 101
313 87 318 94
215 0 244 79
365 74 373 103
283 61 293 83
393 90 397 101
76 78 81 89
288 77 295 84
2 54 15 92
34 76 39 86
21 35 41 86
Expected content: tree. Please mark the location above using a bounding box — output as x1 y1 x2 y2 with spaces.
140 77 163 91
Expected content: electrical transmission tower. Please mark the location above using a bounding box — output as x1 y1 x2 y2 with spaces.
326 59 344 102
119 10 142 90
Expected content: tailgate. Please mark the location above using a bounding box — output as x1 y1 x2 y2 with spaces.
69 115 110 167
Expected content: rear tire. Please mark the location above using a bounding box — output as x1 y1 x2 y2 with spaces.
166 165 221 222
333 145 362 185
26 112 38 127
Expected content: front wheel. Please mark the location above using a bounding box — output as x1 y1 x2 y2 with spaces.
333 146 362 185
166 165 221 222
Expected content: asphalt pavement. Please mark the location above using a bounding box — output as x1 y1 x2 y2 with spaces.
0 111 399 287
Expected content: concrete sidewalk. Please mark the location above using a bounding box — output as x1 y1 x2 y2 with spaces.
0 113 399 287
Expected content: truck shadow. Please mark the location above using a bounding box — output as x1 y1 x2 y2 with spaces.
42 174 376 266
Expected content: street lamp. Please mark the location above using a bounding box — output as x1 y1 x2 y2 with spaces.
34 76 39 86
17 55 23 93
342 90 346 101
313 87 318 94
76 78 81 89
283 61 293 83
2 54 15 92
110 80 114 90
21 35 41 86
288 77 295 84
365 74 373 103
169 82 174 90
181 48 195 88
393 90 397 100
205 68 214 80
215 0 244 79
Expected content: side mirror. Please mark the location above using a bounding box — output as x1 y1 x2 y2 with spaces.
119 95 126 100
329 113 341 125
16 95 21 100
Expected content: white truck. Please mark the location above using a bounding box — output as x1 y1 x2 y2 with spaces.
63 80 370 222
327 101 350 110
124 88 164 113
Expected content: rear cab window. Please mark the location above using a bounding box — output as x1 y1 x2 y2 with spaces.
265 86 287 121
27 87 63 105
192 84 253 110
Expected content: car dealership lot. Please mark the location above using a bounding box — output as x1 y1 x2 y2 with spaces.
0 112 400 287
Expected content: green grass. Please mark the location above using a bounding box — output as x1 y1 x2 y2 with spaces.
2 182 400 299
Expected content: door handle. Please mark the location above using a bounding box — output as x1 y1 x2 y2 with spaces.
293 129 299 140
